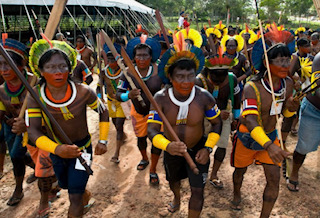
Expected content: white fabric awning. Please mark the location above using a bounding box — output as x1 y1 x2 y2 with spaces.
1 0 154 14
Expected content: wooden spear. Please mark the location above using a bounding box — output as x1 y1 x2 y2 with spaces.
120 47 199 175
155 10 171 49
100 30 146 107
254 0 290 178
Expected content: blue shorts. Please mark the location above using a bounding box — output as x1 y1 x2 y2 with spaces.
3 122 26 159
295 98 320 155
50 135 92 194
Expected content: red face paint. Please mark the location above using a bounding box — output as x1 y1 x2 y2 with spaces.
42 72 69 88
135 58 151 70
269 64 289 78
109 62 118 70
1 68 18 81
300 46 311 54
172 80 194 96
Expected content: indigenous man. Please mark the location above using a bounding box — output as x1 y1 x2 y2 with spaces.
27 39 109 217
75 35 97 73
311 32 320 56
282 38 314 140
231 26 298 217
149 38 221 217
196 50 241 189
221 34 251 95
98 43 126 163
204 28 222 56
287 53 320 192
0 38 36 206
116 35 163 185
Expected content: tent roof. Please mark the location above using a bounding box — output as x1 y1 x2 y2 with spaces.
1 0 154 14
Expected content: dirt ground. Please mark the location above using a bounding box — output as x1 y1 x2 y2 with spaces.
0 76 320 218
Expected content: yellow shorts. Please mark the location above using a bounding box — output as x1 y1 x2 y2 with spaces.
231 124 281 168
107 95 125 118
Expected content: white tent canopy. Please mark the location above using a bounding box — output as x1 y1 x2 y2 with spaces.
1 0 154 14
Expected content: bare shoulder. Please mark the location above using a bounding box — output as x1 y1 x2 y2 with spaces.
195 85 215 103
285 76 293 86
243 80 259 99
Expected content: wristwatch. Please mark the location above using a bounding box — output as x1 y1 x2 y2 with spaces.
98 140 108 146
205 146 213 154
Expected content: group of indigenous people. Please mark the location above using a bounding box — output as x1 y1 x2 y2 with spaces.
0 19 319 218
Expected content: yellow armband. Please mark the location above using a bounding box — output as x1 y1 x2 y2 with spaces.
205 132 220 148
152 134 171 151
283 108 296 118
250 126 271 147
35 136 59 154
99 121 110 141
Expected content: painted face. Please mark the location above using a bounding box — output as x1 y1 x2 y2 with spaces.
299 45 311 54
0 55 23 81
41 54 70 88
208 69 228 85
76 38 85 49
170 68 195 96
107 56 118 70
226 39 237 55
134 48 152 70
269 56 290 78
312 39 318 46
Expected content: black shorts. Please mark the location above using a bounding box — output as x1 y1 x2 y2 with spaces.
163 137 209 188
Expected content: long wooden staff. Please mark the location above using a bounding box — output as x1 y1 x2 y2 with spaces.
100 30 146 107
208 33 217 56
254 0 290 177
95 32 104 100
155 10 171 49
18 10 41 118
120 47 199 175
0 44 93 175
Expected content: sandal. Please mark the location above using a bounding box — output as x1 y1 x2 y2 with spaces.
110 157 120 164
287 179 299 192
83 198 95 215
230 200 241 211
7 192 24 206
26 173 37 184
167 202 180 213
36 207 50 218
137 160 149 171
149 173 159 185
209 178 224 189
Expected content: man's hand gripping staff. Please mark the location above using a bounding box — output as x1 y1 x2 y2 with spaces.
120 47 200 175
100 30 146 107
0 43 94 175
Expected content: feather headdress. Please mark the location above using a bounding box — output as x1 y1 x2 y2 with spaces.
158 32 205 84
126 34 161 62
221 34 245 52
205 47 239 70
1 37 28 60
252 23 295 71
29 34 77 77
214 21 227 37
205 27 222 39
175 28 203 48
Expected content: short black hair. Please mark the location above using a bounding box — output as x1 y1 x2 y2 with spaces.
7 51 24 67
76 35 85 42
226 38 238 47
38 49 71 72
311 32 320 40
133 44 152 58
168 58 196 77
297 38 310 47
